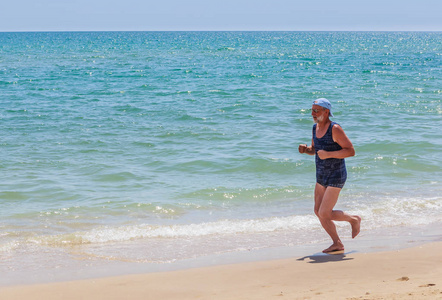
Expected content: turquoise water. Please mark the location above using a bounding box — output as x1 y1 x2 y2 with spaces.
1 32 441 284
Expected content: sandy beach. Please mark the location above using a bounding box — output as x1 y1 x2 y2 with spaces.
1 242 440 300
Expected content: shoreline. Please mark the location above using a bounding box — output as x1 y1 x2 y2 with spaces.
1 241 441 299
1 222 441 288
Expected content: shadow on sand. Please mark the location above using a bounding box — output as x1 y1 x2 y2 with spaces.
296 251 356 264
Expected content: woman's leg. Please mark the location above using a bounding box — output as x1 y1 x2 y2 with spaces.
315 184 344 252
314 183 361 252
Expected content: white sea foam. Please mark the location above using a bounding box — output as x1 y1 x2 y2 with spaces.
350 196 442 229
0 238 20 254
29 195 441 247
33 215 319 245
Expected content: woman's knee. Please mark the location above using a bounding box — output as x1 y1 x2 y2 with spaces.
318 208 332 220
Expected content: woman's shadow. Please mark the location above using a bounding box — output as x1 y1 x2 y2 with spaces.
297 251 356 263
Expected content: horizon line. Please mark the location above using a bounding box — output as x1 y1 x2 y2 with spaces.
1 29 442 33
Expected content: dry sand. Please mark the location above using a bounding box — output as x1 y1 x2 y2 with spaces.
1 242 441 300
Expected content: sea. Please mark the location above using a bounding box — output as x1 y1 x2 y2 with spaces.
1 31 441 285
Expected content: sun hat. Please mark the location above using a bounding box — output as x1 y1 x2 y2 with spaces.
313 98 334 117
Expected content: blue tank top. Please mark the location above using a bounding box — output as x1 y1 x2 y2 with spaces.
312 122 347 187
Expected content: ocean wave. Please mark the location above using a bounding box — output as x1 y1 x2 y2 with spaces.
347 196 442 229
26 195 441 247
30 215 318 246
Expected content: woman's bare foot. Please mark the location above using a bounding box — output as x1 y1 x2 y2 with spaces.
322 241 344 253
351 215 361 238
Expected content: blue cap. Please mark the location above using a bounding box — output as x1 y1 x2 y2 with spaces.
313 98 334 117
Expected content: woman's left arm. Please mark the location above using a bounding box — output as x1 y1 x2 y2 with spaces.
317 124 355 159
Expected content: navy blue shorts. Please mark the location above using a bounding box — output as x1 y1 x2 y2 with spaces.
317 180 345 189
316 159 347 189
